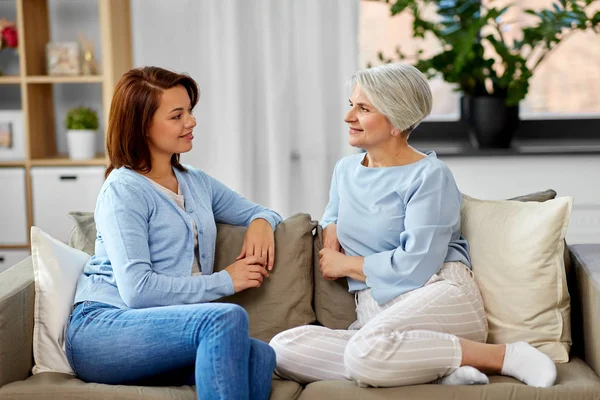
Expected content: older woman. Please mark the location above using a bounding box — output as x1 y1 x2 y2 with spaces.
270 63 556 388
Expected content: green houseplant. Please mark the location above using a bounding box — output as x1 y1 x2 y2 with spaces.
372 0 600 148
65 106 99 160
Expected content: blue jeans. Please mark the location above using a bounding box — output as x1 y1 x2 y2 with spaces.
66 301 275 400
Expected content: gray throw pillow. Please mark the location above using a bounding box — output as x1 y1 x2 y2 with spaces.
68 211 96 256
509 189 557 202
312 224 357 330
214 213 317 342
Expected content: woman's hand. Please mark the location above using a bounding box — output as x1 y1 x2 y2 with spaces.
323 223 342 252
319 248 366 282
225 256 269 293
319 248 349 280
236 218 275 270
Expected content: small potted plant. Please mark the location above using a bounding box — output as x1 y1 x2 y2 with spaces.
65 106 99 160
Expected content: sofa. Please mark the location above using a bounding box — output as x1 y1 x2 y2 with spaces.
1 203 600 399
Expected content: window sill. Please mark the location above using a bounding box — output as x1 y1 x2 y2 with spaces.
412 139 600 157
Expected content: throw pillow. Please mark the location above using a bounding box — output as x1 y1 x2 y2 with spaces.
213 214 317 342
461 194 573 362
508 189 571 272
508 189 557 202
313 224 357 329
30 226 91 374
68 211 96 256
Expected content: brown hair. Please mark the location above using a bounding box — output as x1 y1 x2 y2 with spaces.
105 66 200 178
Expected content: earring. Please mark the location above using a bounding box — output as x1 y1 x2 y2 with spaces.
391 130 399 136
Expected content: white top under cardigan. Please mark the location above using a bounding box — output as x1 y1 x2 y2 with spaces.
144 176 202 276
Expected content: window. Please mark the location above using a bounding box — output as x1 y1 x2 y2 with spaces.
360 0 600 124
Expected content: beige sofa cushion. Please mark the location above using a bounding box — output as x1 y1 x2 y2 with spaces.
30 227 90 375
213 214 317 342
0 372 303 400
461 194 573 362
66 212 316 344
298 358 600 400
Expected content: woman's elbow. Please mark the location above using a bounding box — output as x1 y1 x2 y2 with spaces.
120 287 154 309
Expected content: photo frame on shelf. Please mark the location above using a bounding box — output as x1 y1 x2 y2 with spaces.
46 42 81 76
0 110 24 161
0 122 13 148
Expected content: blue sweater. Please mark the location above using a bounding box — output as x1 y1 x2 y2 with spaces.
321 151 470 304
73 165 282 309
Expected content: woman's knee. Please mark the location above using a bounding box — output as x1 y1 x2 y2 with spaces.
251 338 276 371
269 326 315 366
343 325 396 386
209 303 249 331
269 327 297 358
343 335 370 384
270 325 315 349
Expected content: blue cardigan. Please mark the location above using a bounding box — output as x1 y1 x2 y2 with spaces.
73 165 282 309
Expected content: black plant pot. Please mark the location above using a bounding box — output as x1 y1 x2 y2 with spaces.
460 96 519 149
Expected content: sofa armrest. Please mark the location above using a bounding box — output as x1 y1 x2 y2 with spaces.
0 257 34 388
571 244 600 376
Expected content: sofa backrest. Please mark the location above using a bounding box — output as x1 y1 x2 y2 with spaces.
0 258 35 387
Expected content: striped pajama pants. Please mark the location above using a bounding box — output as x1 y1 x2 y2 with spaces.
269 262 488 387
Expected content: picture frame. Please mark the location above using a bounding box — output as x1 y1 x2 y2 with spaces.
46 42 81 76
0 110 25 161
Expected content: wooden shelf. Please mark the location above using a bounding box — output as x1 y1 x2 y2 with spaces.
0 76 23 84
0 0 131 249
26 75 104 84
0 160 27 167
30 154 108 166
0 244 30 250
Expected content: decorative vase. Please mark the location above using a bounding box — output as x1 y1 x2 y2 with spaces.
0 48 20 76
66 130 96 160
461 96 520 149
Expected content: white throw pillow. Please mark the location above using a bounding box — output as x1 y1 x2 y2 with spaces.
461 195 573 362
30 226 90 374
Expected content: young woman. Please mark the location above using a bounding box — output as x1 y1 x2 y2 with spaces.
66 67 282 400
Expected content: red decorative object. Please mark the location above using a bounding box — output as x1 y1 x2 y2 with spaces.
0 18 18 50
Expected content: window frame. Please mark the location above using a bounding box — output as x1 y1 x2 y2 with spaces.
415 118 600 142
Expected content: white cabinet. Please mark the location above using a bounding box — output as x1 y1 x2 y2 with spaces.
0 168 28 245
443 155 600 245
31 167 104 243
0 249 30 274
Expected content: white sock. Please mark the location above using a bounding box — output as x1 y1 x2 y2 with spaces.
439 366 489 385
501 342 557 387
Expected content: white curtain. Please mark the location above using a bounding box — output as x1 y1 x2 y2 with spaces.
130 0 359 220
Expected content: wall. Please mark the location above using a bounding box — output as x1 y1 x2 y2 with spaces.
442 155 600 244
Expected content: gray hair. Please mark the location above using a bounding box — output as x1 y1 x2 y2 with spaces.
349 63 432 135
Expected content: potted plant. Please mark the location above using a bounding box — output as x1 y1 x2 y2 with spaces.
65 106 99 160
372 0 600 148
